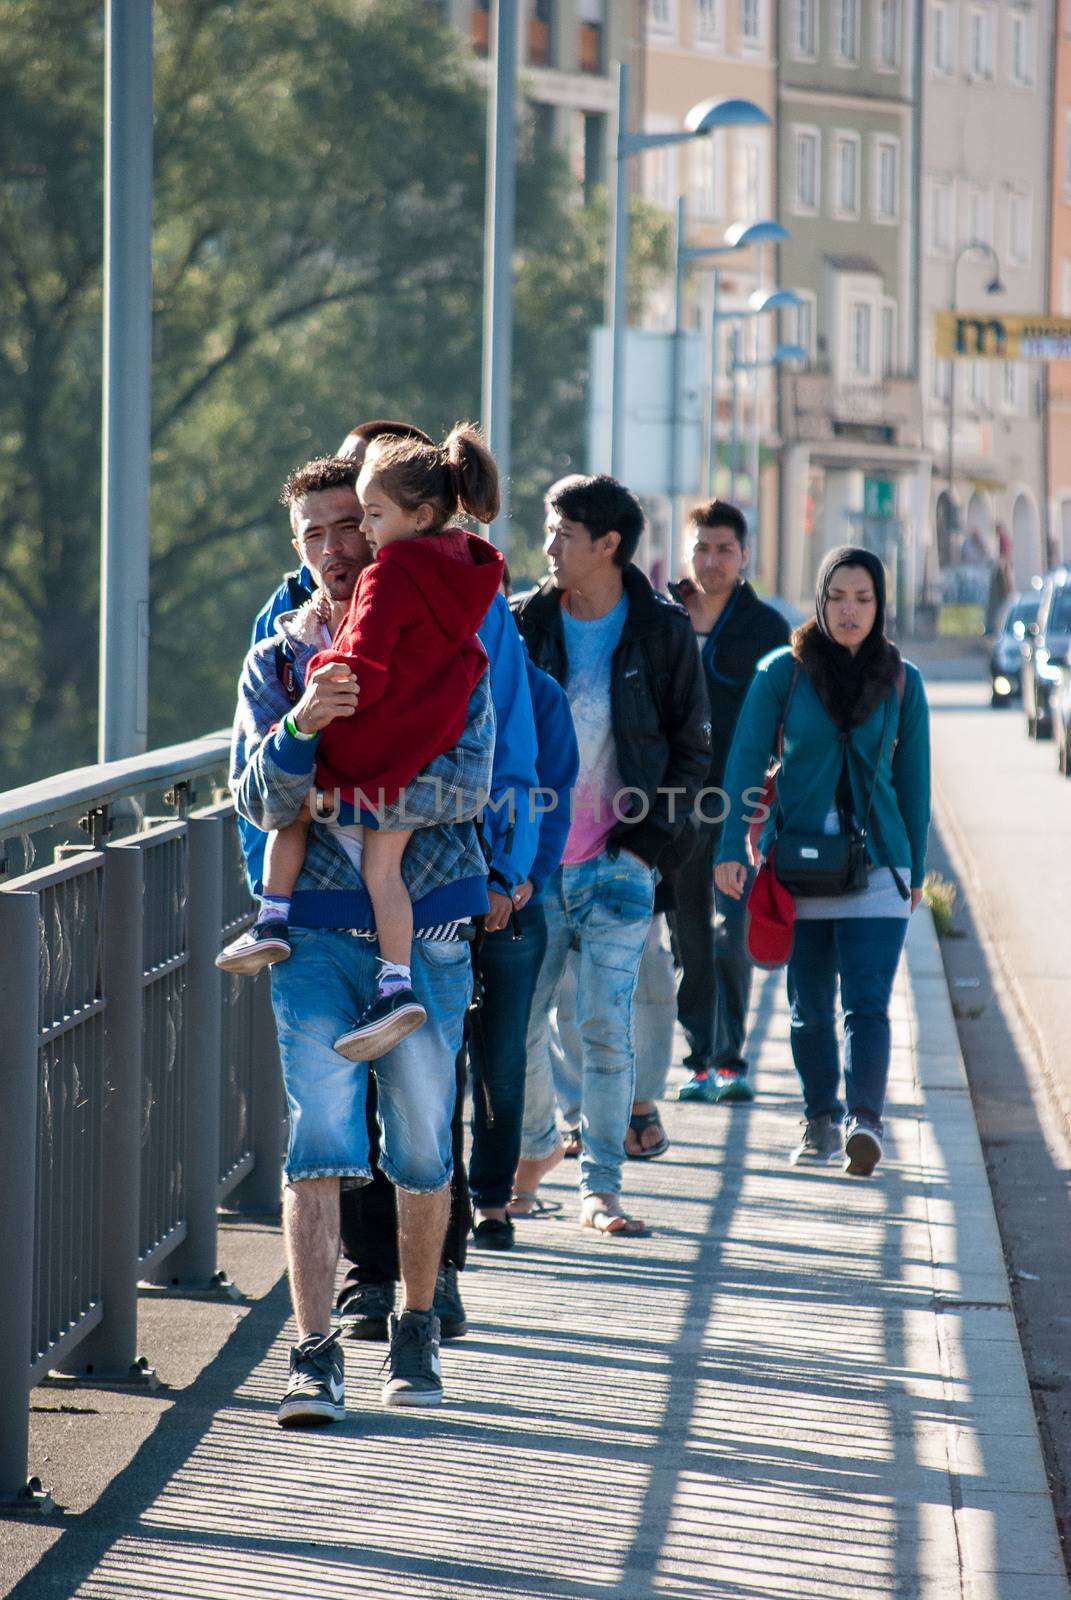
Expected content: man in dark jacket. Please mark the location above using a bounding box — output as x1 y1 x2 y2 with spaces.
511 473 710 1234
667 499 790 1104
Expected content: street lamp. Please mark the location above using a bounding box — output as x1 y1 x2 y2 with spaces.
668 199 789 529
945 239 1005 537
729 341 809 539
608 68 770 477
728 292 805 501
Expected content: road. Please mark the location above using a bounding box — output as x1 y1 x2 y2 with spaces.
915 640 1071 1569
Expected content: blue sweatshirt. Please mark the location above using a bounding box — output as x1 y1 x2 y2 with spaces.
241 575 539 896
524 651 580 902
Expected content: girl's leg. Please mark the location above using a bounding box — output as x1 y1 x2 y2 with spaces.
786 920 842 1121
261 815 312 920
361 828 414 974
835 917 909 1126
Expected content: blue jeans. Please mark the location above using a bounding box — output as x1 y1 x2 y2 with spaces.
786 917 909 1128
270 929 472 1190
468 904 548 1209
522 851 656 1198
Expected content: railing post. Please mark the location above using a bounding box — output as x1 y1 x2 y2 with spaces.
231 974 285 1213
0 892 52 1512
66 842 152 1381
161 815 224 1286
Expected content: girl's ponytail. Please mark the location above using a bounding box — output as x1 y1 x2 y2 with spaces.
443 423 500 526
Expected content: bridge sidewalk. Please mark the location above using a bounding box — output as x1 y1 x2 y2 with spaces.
5 912 1067 1600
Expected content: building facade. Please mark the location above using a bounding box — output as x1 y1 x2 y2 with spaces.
918 0 1053 593
773 0 928 621
1048 0 1071 565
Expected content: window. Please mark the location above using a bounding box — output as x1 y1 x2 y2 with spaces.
693 0 721 44
791 0 818 56
792 127 820 213
928 175 954 255
646 0 675 37
881 300 897 376
739 0 762 45
968 361 989 407
733 129 769 221
968 182 994 245
691 133 724 217
969 6 995 80
834 0 860 60
795 293 817 360
874 137 900 222
833 132 861 217
875 0 901 67
851 302 873 376
578 0 604 70
931 0 956 73
644 142 676 210
1007 187 1031 266
1010 8 1036 86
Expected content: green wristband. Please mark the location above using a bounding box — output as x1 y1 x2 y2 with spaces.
284 713 316 740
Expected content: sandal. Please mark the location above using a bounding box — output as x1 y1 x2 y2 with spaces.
506 1191 563 1219
579 1194 647 1237
624 1108 669 1160
561 1128 582 1159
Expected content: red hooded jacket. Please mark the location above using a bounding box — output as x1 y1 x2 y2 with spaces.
307 529 503 808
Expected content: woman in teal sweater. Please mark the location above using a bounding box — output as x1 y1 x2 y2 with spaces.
715 546 930 1177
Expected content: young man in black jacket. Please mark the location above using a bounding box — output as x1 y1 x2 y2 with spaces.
511 474 710 1234
667 499 790 1104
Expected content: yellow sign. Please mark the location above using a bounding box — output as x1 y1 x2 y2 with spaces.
934 311 1071 361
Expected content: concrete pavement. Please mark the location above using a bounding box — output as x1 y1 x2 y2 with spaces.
5 910 1066 1600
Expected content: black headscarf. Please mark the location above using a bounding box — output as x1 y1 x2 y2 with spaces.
793 545 902 730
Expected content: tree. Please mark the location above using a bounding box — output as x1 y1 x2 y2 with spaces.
0 0 668 782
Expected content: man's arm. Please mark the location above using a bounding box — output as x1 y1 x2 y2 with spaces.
231 642 318 833
478 594 539 893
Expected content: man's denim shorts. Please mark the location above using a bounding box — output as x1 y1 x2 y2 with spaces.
269 928 472 1191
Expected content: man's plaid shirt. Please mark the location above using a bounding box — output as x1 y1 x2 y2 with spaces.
231 607 495 926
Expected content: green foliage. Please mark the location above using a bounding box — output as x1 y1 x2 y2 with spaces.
0 0 669 783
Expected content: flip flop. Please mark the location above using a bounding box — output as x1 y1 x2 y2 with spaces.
579 1195 648 1237
624 1108 669 1160
506 1191 563 1219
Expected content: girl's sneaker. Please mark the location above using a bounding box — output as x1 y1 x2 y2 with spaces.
333 989 427 1062
215 920 291 976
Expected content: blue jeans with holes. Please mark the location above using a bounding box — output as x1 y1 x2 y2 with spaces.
270 928 471 1190
521 850 656 1198
786 917 909 1129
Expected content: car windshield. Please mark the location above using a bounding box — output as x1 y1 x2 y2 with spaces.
1048 592 1071 633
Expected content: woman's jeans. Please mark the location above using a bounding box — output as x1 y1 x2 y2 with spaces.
467 904 548 1210
786 917 909 1128
522 851 656 1198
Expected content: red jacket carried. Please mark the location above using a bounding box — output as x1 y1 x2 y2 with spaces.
308 529 504 808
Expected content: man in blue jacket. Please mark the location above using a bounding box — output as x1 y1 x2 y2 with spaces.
248 419 538 1340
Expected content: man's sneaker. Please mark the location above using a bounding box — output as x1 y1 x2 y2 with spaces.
712 1068 754 1104
677 1071 719 1104
433 1265 468 1339
333 989 427 1062
216 920 291 976
381 1312 443 1407
337 1280 395 1341
844 1114 884 1177
789 1114 844 1166
277 1331 345 1428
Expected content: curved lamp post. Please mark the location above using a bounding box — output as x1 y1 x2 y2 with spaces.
946 240 1005 535
608 74 770 477
729 341 809 542
728 291 805 502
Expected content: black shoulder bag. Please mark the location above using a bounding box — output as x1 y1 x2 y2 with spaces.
773 699 891 898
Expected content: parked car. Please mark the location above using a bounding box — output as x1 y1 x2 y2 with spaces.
989 593 1039 706
1022 568 1071 739
1054 661 1071 776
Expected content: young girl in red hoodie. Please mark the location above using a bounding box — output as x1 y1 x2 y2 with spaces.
219 424 503 1061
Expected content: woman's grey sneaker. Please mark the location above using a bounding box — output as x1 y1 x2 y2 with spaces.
333 988 427 1062
337 1280 395 1341
215 920 291 976
844 1114 883 1177
277 1331 345 1428
433 1264 468 1339
381 1311 443 1407
789 1114 844 1166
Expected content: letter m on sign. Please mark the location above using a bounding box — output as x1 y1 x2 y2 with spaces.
954 317 1007 358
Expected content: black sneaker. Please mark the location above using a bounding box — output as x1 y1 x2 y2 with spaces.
333 988 427 1062
277 1331 345 1428
472 1216 515 1251
789 1115 844 1166
337 1280 395 1341
381 1312 443 1408
844 1114 883 1177
433 1265 468 1339
216 920 291 976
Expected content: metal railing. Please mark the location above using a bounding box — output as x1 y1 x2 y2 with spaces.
0 734 286 1511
